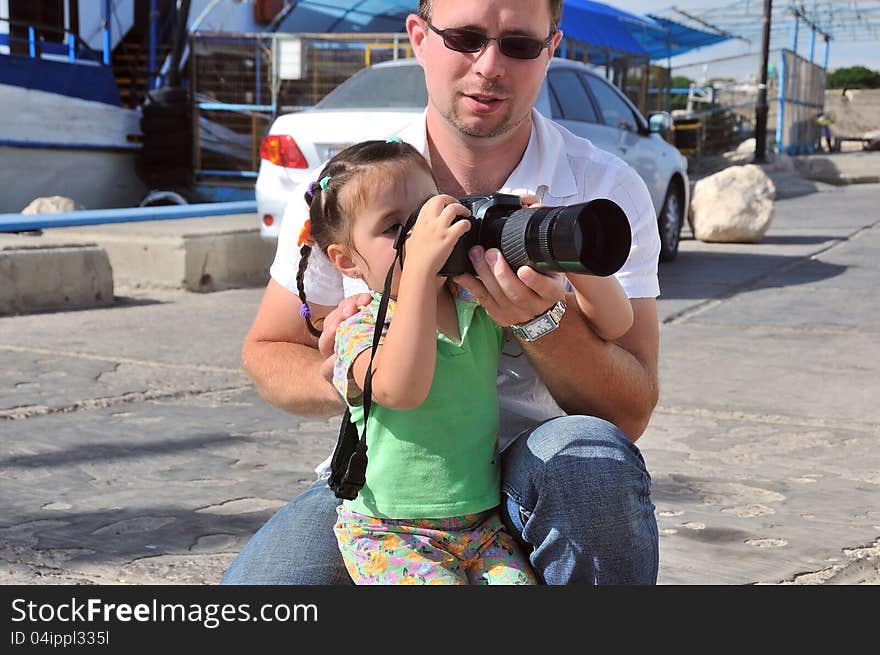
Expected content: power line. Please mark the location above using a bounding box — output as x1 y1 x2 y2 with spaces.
656 1 880 43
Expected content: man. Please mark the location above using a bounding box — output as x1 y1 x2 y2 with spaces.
223 0 660 585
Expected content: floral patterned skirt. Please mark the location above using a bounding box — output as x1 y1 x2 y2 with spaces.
334 505 537 585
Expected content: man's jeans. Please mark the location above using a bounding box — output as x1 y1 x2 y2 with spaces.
221 415 658 585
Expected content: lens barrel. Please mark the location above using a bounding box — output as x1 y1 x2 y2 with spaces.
436 195 632 277
498 199 632 276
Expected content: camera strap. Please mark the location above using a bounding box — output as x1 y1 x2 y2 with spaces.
328 208 419 500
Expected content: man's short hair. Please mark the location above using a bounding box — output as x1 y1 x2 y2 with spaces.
416 1 563 34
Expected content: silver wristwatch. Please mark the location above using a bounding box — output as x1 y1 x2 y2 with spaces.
510 300 567 342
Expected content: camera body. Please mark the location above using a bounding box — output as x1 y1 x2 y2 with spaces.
438 194 522 277
438 193 632 278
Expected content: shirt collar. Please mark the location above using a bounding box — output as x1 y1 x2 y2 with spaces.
501 110 578 201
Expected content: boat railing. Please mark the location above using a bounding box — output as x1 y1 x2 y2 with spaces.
0 16 104 66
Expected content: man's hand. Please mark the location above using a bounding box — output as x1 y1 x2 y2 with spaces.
452 247 565 327
317 292 373 383
451 191 564 326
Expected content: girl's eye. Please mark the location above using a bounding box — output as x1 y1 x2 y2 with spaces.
383 223 402 235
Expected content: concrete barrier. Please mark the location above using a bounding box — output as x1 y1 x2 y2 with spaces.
47 213 275 292
0 235 113 315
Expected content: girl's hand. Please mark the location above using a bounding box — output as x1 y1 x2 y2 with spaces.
518 193 541 208
403 194 472 276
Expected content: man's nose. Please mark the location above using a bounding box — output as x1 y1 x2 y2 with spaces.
472 39 507 78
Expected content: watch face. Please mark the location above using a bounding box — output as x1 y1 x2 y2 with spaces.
525 315 555 339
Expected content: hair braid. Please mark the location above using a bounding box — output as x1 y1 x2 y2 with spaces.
294 138 434 341
295 244 322 338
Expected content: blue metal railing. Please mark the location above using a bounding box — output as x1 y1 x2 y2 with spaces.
147 0 178 89
0 201 258 233
0 17 103 65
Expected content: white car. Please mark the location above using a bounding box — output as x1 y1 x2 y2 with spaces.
256 58 689 261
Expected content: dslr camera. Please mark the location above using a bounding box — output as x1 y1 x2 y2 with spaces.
438 193 633 278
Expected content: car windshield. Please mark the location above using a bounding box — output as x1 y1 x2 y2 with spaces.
315 64 428 110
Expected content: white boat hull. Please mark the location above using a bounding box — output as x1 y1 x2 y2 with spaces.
0 83 146 213
0 145 146 213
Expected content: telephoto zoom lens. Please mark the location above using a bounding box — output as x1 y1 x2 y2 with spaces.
496 199 632 276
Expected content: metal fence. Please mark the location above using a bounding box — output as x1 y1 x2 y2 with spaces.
776 48 826 154
190 32 413 180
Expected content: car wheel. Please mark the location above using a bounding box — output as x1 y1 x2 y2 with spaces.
658 183 683 262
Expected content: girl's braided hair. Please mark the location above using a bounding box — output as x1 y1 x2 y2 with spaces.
297 139 434 338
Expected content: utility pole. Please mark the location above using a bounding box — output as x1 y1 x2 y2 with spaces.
754 0 773 162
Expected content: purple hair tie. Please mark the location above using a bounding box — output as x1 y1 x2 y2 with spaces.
307 181 318 197
299 302 312 319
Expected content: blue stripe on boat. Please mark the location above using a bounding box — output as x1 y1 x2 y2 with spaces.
0 54 121 106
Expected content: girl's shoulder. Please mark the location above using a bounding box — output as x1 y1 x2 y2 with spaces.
336 292 395 339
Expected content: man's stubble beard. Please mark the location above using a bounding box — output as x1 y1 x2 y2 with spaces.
446 104 530 138
442 87 533 139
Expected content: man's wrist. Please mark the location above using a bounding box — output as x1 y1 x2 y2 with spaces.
510 300 567 342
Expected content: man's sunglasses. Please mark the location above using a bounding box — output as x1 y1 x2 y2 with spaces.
425 21 553 60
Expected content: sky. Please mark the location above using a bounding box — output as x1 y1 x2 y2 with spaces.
602 1 880 82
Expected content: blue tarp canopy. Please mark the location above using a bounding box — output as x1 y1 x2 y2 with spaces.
559 0 659 58
641 15 733 59
274 1 415 33
273 1 732 61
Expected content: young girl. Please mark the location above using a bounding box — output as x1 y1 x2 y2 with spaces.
295 139 633 585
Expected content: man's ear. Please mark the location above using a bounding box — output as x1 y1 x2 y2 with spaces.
406 14 428 65
327 243 361 279
547 29 564 61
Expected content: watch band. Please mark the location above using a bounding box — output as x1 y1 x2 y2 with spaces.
510 300 567 342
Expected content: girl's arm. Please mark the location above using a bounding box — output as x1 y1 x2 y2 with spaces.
347 196 471 410
347 262 439 410
566 273 634 341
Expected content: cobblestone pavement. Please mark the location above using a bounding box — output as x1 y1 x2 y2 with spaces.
2 178 878 585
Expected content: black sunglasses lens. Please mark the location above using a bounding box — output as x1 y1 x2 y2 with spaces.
436 24 546 60
442 29 487 52
499 36 544 59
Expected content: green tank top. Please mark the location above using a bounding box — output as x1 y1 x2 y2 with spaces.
341 293 505 519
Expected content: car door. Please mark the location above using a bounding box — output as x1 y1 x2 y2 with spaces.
580 74 663 207
544 68 617 158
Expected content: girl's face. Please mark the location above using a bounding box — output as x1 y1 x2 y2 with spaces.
329 166 438 293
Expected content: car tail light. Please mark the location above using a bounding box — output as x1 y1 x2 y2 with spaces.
260 135 307 169
262 214 274 227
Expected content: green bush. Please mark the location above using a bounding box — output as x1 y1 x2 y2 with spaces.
827 66 880 89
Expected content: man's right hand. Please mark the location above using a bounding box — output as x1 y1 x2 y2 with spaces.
317 293 374 383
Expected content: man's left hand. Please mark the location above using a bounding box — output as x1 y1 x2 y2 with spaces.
452 246 565 327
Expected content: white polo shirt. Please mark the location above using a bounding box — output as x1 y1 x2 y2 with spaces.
271 109 660 453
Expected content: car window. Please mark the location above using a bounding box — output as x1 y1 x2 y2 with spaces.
546 70 599 123
582 75 638 131
316 65 428 109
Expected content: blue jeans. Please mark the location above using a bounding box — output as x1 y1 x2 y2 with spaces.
221 415 658 585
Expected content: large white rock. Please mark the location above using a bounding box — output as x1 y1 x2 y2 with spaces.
735 137 757 154
690 164 776 243
21 196 77 214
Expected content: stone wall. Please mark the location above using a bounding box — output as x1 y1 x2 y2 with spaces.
824 88 880 138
